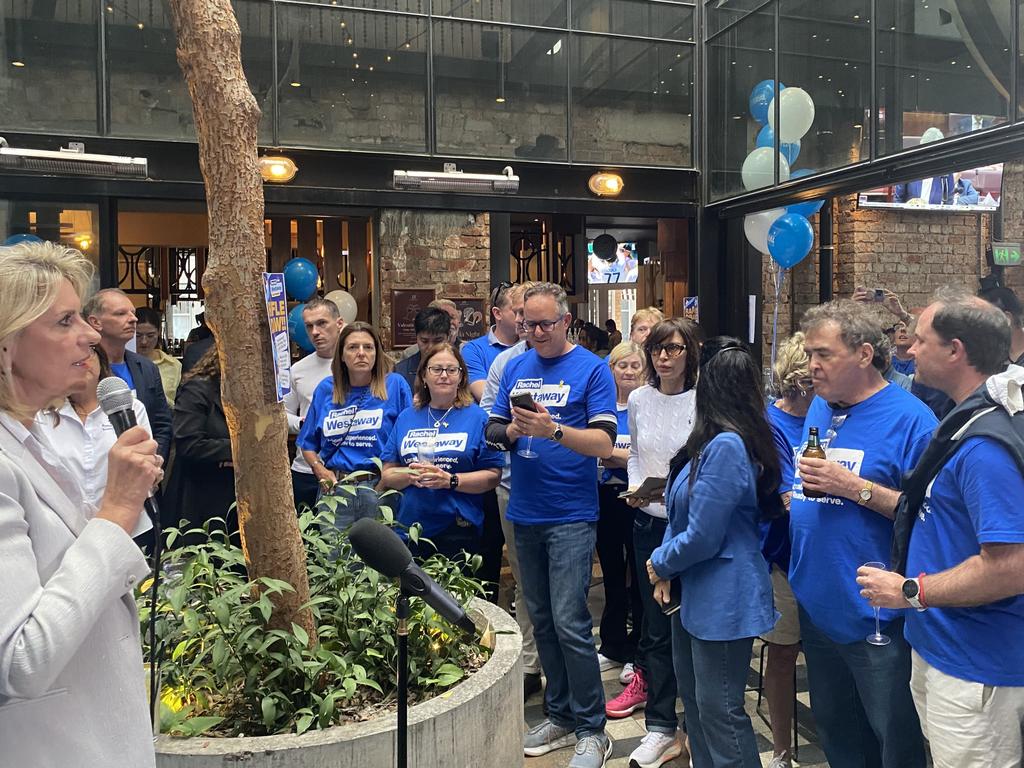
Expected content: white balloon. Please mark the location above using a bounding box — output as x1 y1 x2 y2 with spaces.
741 147 791 191
919 127 944 144
324 289 358 324
768 87 815 143
744 208 787 254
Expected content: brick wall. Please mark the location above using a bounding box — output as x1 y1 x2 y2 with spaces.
995 160 1024 294
377 210 490 349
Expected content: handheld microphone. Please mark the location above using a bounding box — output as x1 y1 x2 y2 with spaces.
97 376 160 508
348 518 477 638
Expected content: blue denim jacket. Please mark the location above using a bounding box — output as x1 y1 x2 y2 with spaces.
651 432 778 641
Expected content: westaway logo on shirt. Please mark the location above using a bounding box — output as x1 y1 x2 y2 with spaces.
614 436 630 451
793 446 864 505
511 378 572 408
401 428 469 454
323 407 384 436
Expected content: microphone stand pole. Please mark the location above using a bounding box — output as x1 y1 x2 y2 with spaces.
396 588 410 768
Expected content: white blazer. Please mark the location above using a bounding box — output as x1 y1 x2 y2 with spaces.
0 414 155 768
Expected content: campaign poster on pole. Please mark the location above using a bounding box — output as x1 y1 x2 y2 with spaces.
263 272 292 402
682 296 699 323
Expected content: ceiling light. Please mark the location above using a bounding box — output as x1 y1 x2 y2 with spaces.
588 172 624 198
259 154 298 183
11 60 25 67
290 80 301 86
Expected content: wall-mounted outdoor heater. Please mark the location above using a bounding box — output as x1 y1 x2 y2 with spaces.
392 163 519 193
0 137 148 178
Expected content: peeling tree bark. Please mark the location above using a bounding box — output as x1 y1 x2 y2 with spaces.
167 0 314 636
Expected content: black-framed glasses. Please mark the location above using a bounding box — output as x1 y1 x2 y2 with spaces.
490 280 514 307
648 342 687 358
523 315 566 332
427 365 462 377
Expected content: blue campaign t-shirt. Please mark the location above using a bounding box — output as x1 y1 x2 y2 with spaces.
892 356 916 376
600 406 630 485
462 329 512 385
110 361 136 391
789 384 937 644
297 373 412 474
759 404 805 572
382 403 505 537
905 437 1024 686
493 345 617 524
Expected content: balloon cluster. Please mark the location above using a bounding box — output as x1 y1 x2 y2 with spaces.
742 80 823 270
283 257 358 354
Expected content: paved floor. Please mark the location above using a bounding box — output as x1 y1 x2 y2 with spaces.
516 578 831 768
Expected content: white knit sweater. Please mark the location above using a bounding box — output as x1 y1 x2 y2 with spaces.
627 384 697 519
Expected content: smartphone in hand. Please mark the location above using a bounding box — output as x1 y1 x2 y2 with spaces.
660 579 681 616
510 392 539 412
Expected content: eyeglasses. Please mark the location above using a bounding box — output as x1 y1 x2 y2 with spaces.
648 342 686 358
823 413 848 445
490 280 514 306
427 365 462 377
523 315 566 332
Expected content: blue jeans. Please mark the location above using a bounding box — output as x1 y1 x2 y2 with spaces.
514 521 606 738
798 606 926 768
672 622 760 768
316 480 380 531
633 511 680 733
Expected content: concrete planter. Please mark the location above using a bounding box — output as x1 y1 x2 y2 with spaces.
156 599 522 768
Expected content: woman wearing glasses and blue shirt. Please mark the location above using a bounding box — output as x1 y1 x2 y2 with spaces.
647 337 784 768
381 343 503 559
298 322 412 529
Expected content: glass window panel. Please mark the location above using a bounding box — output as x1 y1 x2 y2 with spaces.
0 200 101 294
779 0 872 176
106 0 272 142
706 6 774 200
571 36 693 166
706 0 770 39
0 1 97 135
573 1 694 42
299 0 429 12
433 0 567 28
276 6 428 152
876 0 1011 156
433 21 568 160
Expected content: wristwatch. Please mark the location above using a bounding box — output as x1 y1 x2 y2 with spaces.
858 480 874 504
902 577 926 610
449 473 460 490
551 424 564 442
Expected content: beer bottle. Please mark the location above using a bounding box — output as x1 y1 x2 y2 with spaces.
802 426 827 499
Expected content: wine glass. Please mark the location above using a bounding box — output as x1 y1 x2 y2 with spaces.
517 435 538 459
863 561 891 646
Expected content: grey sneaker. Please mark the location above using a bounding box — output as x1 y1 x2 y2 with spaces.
568 733 613 768
523 719 574 757
766 753 792 768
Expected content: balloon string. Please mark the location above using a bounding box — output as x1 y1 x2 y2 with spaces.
770 261 786 391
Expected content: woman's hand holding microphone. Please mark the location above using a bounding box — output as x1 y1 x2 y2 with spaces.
96 427 162 535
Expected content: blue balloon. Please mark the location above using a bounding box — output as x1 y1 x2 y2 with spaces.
283 257 319 301
288 303 315 353
749 79 785 125
755 124 800 166
785 168 824 217
767 213 814 269
3 233 44 246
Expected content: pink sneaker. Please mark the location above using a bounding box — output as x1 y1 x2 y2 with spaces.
605 666 647 718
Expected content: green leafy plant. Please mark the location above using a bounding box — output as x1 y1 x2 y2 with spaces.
140 491 489 738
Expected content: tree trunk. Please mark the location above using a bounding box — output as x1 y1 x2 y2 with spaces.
167 0 314 637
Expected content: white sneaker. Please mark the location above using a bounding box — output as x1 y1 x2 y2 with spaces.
628 730 683 768
619 662 635 685
597 653 622 672
766 753 792 768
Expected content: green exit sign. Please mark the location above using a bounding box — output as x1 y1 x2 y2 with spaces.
993 242 1022 266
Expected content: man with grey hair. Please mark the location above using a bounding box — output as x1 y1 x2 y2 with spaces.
486 281 618 768
84 288 173 460
789 299 935 768
858 289 1024 768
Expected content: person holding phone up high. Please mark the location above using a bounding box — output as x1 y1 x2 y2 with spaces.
486 282 618 768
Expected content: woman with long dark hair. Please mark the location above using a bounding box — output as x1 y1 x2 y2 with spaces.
648 337 782 768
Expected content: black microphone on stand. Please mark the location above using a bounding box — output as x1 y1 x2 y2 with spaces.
348 517 477 637
97 376 164 730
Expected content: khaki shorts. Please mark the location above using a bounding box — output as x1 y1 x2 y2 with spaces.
761 564 801 645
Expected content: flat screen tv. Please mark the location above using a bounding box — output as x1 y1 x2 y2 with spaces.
588 240 640 284
858 163 1003 212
